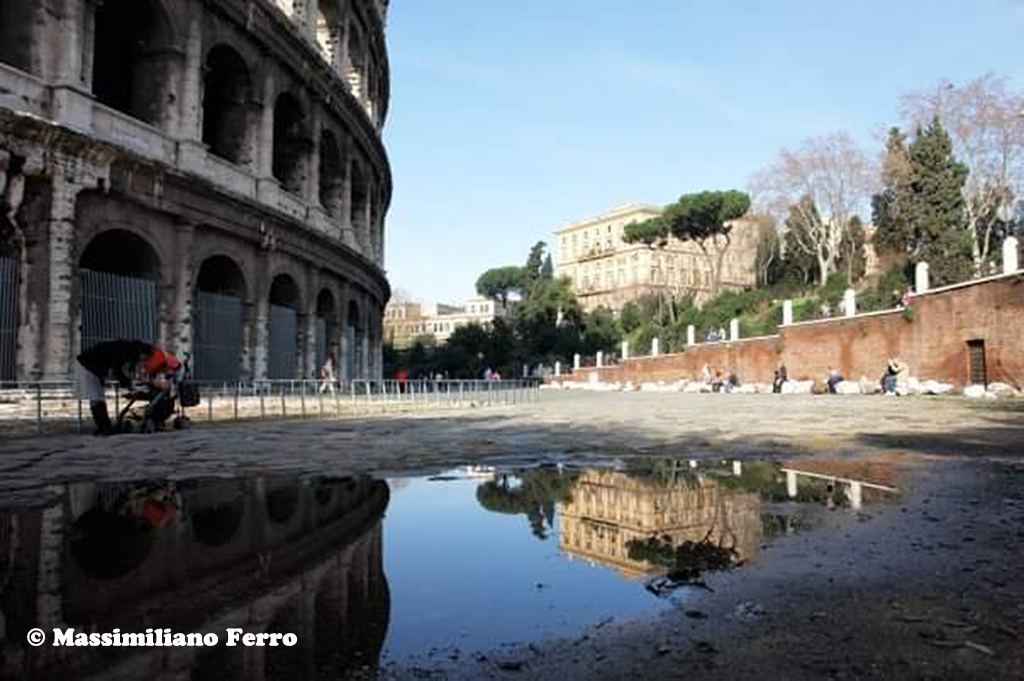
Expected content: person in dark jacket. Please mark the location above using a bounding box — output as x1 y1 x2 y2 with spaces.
75 340 178 434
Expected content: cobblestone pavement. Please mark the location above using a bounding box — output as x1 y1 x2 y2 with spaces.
0 393 1020 501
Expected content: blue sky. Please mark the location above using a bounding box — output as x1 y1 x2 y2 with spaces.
382 0 1024 304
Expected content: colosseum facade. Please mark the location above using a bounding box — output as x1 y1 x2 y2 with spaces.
0 0 392 383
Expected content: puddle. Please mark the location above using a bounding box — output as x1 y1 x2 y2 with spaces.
0 459 900 680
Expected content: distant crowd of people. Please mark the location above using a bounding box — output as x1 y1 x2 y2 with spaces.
695 357 906 396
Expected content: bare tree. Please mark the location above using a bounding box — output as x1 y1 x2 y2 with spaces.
901 74 1024 273
751 214 779 286
750 132 874 286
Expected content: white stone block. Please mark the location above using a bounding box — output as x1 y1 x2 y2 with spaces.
915 262 930 294
835 381 862 395
963 385 986 398
782 300 794 326
1004 236 1019 274
781 380 813 394
988 382 1020 398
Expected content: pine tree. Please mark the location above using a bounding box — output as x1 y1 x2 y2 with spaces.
871 127 915 258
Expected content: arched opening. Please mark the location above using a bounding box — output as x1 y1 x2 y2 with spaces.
345 299 363 380
315 289 336 374
202 45 254 166
350 161 369 252
0 1 39 74
346 25 366 101
92 0 178 127
316 6 341 66
189 482 246 547
0 225 19 381
268 274 300 379
79 230 160 352
70 499 155 579
193 255 246 381
266 485 300 525
319 130 344 218
272 94 309 195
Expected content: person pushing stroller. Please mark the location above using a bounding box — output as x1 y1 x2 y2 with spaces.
75 340 181 435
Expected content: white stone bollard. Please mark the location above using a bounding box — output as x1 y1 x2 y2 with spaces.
1004 236 1020 274
847 481 863 510
915 261 930 294
786 470 798 499
687 325 695 346
596 351 604 368
730 319 739 341
843 288 856 317
783 300 793 326
689 460 698 469
652 338 660 357
622 341 629 360
523 364 529 378
555 361 561 377
573 354 581 371
732 461 743 476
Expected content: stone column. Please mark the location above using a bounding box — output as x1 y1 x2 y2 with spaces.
303 272 318 380
252 254 271 380
783 299 793 326
732 461 743 476
730 319 739 341
42 175 83 380
843 288 856 317
652 338 660 357
306 107 323 207
786 470 798 499
915 262 929 295
573 354 581 371
686 325 695 346
340 158 354 248
621 341 629 360
169 221 196 358
1004 236 1020 274
179 4 204 141
847 481 863 511
257 71 277 180
596 351 604 368
555 361 561 377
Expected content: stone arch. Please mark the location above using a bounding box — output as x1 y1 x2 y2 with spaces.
0 1 39 75
78 229 162 350
350 158 370 254
202 44 255 166
92 0 181 128
268 273 302 379
272 93 310 195
266 484 300 524
346 21 366 100
189 481 246 547
193 255 248 381
319 129 345 218
316 1 344 67
70 500 155 580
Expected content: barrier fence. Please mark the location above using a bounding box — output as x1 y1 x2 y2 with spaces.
0 379 541 437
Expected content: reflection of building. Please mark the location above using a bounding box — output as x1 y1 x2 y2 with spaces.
384 297 510 348
554 204 760 312
0 476 389 681
0 0 392 383
558 470 762 578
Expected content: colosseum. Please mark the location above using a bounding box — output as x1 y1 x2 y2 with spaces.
0 0 392 384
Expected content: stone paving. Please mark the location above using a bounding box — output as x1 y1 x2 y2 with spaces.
0 392 1021 504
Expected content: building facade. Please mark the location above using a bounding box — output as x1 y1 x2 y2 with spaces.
0 0 392 383
555 204 760 312
384 297 509 348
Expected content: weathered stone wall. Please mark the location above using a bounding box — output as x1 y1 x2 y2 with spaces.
572 273 1024 389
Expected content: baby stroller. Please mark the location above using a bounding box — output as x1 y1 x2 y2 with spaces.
115 353 201 434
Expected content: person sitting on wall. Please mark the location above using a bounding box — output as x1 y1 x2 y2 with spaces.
711 371 725 393
826 366 843 394
701 364 713 385
75 340 180 435
880 358 903 395
725 372 740 393
772 364 788 393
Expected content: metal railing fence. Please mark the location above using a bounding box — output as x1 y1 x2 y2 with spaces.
0 378 541 437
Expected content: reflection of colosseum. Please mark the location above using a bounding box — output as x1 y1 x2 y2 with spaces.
559 471 762 578
0 0 391 382
0 476 390 680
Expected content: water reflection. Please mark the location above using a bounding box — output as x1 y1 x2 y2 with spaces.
0 476 389 681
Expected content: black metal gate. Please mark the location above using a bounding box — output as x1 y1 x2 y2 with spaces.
80 268 158 352
314 318 327 374
0 257 18 381
967 339 987 386
268 304 298 379
193 291 244 381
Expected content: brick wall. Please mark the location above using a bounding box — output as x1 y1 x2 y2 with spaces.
570 273 1024 389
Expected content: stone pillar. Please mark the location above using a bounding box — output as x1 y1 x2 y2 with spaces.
306 107 323 207
257 71 276 179
915 261 929 295
729 319 739 341
573 354 581 371
786 470 798 499
652 338 660 357
783 299 793 326
843 288 857 317
170 222 196 358
179 5 204 141
252 254 271 380
340 159 354 247
42 176 83 380
732 461 743 476
555 361 561 377
686 325 695 346
596 351 604 368
847 481 863 511
1004 236 1020 274
621 341 629 360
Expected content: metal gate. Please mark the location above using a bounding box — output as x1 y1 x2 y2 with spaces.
0 257 18 381
268 304 298 379
80 268 158 352
314 317 327 374
967 339 987 386
193 291 244 381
